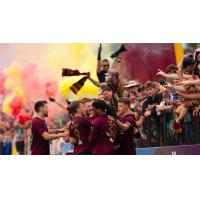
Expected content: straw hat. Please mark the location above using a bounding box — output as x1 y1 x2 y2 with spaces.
124 80 141 88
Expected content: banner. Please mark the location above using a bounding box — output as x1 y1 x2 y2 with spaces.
136 144 200 155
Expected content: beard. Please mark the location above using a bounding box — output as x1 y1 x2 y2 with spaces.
44 113 48 117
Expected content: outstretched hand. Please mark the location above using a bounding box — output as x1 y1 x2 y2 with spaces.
144 110 151 117
86 72 91 79
193 106 200 117
58 127 68 133
156 69 166 77
154 82 166 92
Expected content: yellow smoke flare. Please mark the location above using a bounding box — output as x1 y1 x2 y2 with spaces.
45 43 101 100
13 87 26 101
59 77 99 101
4 62 23 90
2 87 26 116
2 95 12 115
2 44 105 106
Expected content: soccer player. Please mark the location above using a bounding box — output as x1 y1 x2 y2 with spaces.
31 101 68 155
89 100 113 155
68 101 92 155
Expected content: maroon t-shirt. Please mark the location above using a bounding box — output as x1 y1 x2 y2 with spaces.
89 114 113 155
118 114 136 155
69 116 92 154
31 117 50 155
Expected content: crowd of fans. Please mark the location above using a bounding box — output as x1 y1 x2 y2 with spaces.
1 45 200 155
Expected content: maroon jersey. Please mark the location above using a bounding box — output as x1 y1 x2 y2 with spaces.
69 116 92 154
118 114 136 155
89 114 113 155
88 116 96 123
31 117 50 155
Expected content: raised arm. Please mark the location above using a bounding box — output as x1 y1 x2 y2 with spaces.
88 76 107 88
49 97 69 110
97 44 102 73
177 59 184 80
176 91 200 100
42 131 68 141
180 79 200 86
157 69 192 80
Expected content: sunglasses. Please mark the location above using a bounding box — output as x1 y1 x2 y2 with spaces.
102 64 109 67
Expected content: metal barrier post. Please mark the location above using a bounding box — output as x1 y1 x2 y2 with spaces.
197 117 200 143
146 117 151 147
193 117 197 144
163 112 167 146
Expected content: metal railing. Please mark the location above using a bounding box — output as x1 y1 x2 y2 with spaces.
138 111 200 148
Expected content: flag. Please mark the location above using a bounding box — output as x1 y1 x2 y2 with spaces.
62 68 89 77
70 76 88 94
